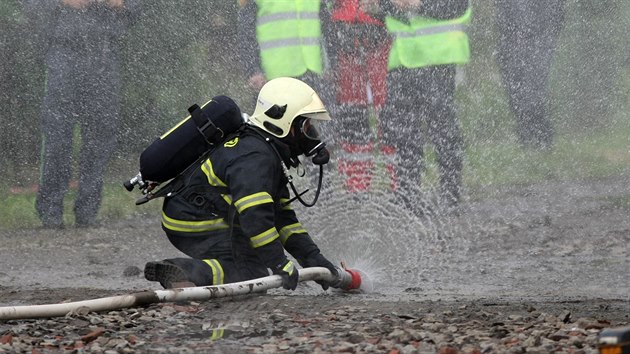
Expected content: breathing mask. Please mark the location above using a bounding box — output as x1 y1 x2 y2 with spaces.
292 116 330 165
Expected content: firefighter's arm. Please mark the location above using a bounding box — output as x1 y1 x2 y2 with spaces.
226 151 297 289
276 199 339 290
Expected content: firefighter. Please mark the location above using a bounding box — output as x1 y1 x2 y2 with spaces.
144 77 339 291
325 0 393 194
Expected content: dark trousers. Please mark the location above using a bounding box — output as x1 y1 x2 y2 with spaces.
380 65 463 205
165 228 269 286
36 43 121 226
495 0 566 148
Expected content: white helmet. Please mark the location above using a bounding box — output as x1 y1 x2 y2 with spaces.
248 77 331 138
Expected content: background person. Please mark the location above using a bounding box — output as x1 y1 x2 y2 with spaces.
324 0 393 195
237 0 327 97
380 0 471 214
495 0 566 149
25 0 141 228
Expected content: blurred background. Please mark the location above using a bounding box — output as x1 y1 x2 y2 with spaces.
0 0 628 228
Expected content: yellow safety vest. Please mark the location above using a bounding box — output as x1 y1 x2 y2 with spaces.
386 8 472 70
256 0 323 79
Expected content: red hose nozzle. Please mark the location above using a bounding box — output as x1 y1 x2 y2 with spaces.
344 268 362 291
334 267 364 291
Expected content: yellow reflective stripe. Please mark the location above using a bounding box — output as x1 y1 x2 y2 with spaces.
393 23 468 38
279 223 306 244
257 11 319 26
210 329 224 340
282 260 295 275
161 212 230 232
201 159 227 187
160 116 190 140
279 198 293 210
160 100 213 139
203 259 225 285
250 227 279 248
234 192 273 213
259 37 320 51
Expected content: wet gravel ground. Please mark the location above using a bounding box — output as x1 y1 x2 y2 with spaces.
0 293 628 353
1 176 629 353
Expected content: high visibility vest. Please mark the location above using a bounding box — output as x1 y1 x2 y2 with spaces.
386 8 472 70
256 0 323 79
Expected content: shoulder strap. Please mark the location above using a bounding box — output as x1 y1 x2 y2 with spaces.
188 104 224 144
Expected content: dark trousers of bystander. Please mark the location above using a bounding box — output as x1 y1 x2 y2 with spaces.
380 64 463 211
495 0 566 149
36 42 121 227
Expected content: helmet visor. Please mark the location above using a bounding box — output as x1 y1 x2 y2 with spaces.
300 117 322 140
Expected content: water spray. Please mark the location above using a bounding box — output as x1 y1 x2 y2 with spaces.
0 267 370 320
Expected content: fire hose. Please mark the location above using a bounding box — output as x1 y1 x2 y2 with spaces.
0 267 370 320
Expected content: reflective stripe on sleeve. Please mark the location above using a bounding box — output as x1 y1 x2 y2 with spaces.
203 259 225 285
234 192 273 213
250 227 280 248
201 159 227 188
282 260 295 275
279 198 293 210
279 223 306 245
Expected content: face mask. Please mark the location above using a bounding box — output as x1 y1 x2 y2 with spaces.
289 117 330 165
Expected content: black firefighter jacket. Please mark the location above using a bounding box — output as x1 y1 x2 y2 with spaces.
161 126 322 269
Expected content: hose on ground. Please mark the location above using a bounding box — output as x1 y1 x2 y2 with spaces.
0 267 354 320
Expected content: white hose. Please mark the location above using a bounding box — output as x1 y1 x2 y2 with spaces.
0 267 337 320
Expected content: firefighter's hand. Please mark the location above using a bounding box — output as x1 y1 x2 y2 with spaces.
248 73 266 90
303 253 339 291
273 259 298 290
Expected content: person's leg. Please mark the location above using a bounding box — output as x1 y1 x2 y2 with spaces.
146 231 244 287
36 47 79 227
144 257 242 288
231 230 270 281
321 46 378 194
423 66 464 207
74 50 122 226
496 0 563 148
380 68 425 214
495 0 536 146
521 0 565 148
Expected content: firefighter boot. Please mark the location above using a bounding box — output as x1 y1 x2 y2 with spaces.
144 260 194 289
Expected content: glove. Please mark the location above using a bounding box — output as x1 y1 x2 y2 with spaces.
303 253 339 291
273 259 299 290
